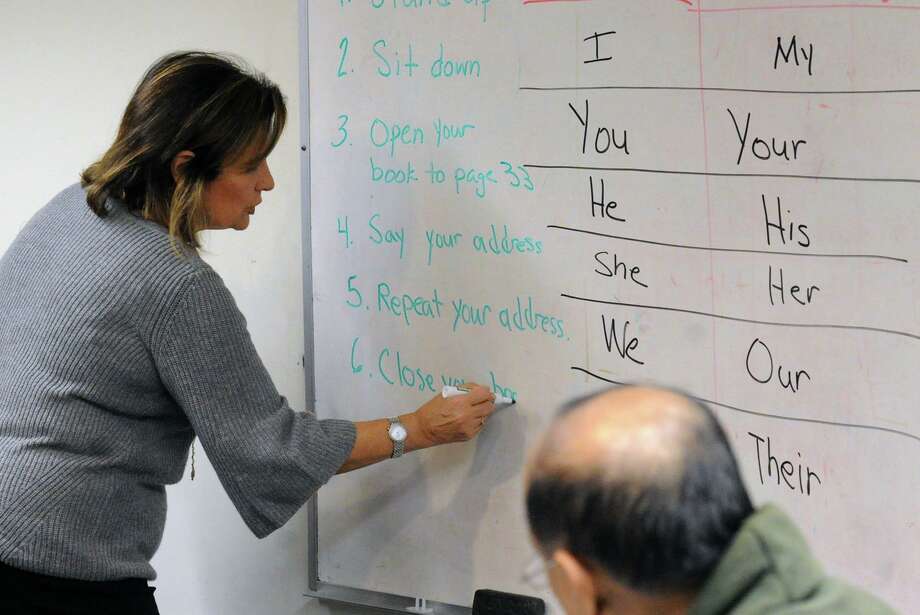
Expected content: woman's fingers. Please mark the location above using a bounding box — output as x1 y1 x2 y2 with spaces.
456 382 498 425
472 398 496 418
456 383 496 420
412 381 502 445
460 382 494 405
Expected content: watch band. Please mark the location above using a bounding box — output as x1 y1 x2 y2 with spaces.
388 417 405 459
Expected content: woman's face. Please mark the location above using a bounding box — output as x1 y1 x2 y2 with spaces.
203 148 275 231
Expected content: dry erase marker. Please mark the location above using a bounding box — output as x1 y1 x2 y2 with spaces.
442 384 515 405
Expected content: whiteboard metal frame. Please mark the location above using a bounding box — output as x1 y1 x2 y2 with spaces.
298 2 470 612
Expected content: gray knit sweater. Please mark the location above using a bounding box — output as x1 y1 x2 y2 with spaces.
0 184 356 581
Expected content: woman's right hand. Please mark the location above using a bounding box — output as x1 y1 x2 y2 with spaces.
410 383 496 447
338 383 498 473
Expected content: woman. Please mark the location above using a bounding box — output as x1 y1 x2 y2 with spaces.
0 51 495 615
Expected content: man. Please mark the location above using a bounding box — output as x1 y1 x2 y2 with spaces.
525 386 895 615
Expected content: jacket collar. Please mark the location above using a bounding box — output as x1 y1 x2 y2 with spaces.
689 505 824 615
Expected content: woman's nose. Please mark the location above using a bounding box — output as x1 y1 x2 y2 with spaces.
258 159 275 192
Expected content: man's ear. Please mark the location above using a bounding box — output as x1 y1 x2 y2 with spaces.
170 150 195 182
552 549 600 615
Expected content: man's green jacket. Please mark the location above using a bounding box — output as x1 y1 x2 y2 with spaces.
690 505 898 614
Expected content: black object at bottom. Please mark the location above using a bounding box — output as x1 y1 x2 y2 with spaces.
0 560 159 615
473 589 546 615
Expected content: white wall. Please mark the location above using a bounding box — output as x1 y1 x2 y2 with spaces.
0 2 364 613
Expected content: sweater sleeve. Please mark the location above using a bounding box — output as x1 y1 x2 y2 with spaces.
151 268 356 538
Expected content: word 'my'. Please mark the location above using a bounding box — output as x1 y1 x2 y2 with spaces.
774 35 814 76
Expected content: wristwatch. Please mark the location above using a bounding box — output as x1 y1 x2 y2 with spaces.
387 416 408 458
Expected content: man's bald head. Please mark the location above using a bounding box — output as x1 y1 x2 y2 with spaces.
526 385 752 595
529 386 706 492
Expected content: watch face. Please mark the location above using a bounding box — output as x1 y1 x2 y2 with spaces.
389 423 408 442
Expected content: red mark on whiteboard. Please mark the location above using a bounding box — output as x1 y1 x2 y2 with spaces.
690 2 919 13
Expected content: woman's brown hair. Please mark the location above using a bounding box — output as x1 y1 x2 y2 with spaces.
81 51 286 248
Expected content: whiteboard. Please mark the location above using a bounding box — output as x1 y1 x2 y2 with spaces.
303 1 920 612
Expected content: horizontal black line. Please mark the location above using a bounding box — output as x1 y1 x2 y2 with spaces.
521 85 920 95
571 367 920 445
548 225 908 263
524 164 920 185
560 293 920 342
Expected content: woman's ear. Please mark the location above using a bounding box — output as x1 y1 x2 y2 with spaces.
170 150 195 182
